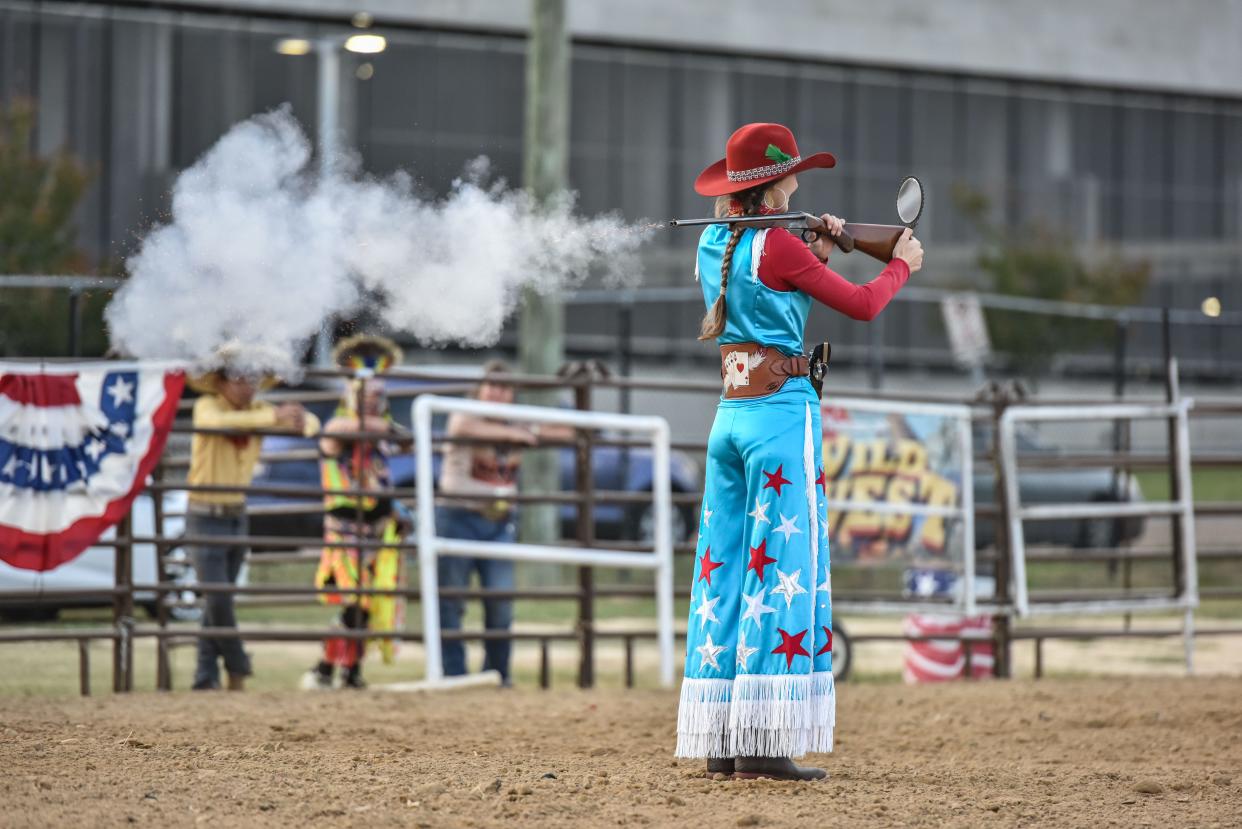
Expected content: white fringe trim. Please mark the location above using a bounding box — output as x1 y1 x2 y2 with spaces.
811 670 836 753
675 672 836 759
675 678 732 758
750 228 769 284
803 401 821 628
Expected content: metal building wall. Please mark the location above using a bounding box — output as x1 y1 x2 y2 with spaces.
0 0 1238 309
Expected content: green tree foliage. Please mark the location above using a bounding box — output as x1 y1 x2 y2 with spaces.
0 98 91 272
953 184 1150 376
0 98 100 357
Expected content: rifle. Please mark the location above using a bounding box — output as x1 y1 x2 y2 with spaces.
668 176 924 265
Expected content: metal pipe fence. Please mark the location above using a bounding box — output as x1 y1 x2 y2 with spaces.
3 362 1242 694
562 285 1242 385
8 273 1242 381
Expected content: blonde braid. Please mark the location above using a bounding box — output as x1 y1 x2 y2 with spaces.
698 186 764 341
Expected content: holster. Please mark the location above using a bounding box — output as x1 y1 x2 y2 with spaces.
720 343 809 399
719 340 831 400
808 340 831 399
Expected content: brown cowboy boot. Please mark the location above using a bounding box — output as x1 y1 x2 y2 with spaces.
226 673 246 692
733 757 827 781
706 757 735 777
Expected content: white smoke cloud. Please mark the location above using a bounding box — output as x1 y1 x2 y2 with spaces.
106 107 649 376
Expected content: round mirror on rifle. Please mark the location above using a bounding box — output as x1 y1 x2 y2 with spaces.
896 175 924 228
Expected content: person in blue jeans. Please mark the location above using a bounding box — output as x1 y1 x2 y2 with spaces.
435 506 518 683
189 512 250 688
435 360 571 686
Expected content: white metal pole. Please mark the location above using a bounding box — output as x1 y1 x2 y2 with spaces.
413 396 444 681
1183 608 1196 676
316 37 340 197
652 420 675 688
959 416 977 617
1175 397 1199 676
1175 399 1199 606
998 411 1030 616
313 39 340 367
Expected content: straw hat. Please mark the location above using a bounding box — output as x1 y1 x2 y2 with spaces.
187 341 287 394
332 334 403 374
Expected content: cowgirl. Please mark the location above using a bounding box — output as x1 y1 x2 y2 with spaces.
676 123 923 780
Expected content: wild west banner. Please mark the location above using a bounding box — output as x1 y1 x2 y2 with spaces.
820 399 970 564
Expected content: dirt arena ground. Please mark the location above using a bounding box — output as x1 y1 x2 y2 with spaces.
2 678 1240 828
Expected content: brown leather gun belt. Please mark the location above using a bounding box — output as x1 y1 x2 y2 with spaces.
720 342 809 399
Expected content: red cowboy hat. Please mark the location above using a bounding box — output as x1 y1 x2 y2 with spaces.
694 123 836 197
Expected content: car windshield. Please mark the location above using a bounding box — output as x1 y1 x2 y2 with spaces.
973 422 1045 453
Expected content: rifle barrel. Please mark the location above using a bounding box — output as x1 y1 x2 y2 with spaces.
668 212 815 228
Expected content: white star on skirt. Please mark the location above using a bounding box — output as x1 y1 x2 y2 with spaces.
696 633 727 671
747 498 771 524
735 631 758 671
771 567 807 609
773 513 802 542
740 587 777 629
693 594 720 629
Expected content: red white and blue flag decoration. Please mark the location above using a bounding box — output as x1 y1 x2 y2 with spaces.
902 613 994 682
0 362 184 571
900 569 994 682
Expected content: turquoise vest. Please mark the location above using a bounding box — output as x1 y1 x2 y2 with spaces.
696 225 812 356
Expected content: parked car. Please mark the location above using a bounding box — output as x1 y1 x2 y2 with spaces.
971 422 1146 550
247 380 701 545
0 490 201 622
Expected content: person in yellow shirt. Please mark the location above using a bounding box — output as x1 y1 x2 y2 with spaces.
188 354 319 691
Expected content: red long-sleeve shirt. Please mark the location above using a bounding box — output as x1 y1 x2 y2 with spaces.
757 227 910 321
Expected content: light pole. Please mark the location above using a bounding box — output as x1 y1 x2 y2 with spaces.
519 0 569 548
275 30 387 365
315 39 340 181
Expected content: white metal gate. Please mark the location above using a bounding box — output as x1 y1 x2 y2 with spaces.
412 395 677 687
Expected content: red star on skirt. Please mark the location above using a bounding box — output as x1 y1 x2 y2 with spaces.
762 464 792 496
816 625 834 656
697 547 723 586
746 538 777 581
772 627 810 668
815 467 826 492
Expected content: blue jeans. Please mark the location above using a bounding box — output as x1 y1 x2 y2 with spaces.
188 512 251 687
436 506 516 683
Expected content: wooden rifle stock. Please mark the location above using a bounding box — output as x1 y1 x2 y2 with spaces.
800 216 907 263
840 223 907 263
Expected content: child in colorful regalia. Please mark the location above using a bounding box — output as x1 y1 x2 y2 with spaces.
301 335 411 690
677 123 924 779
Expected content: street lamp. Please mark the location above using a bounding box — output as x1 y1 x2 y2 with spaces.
271 30 387 173
274 29 387 363
1201 296 1222 318
274 38 312 56
344 34 387 54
